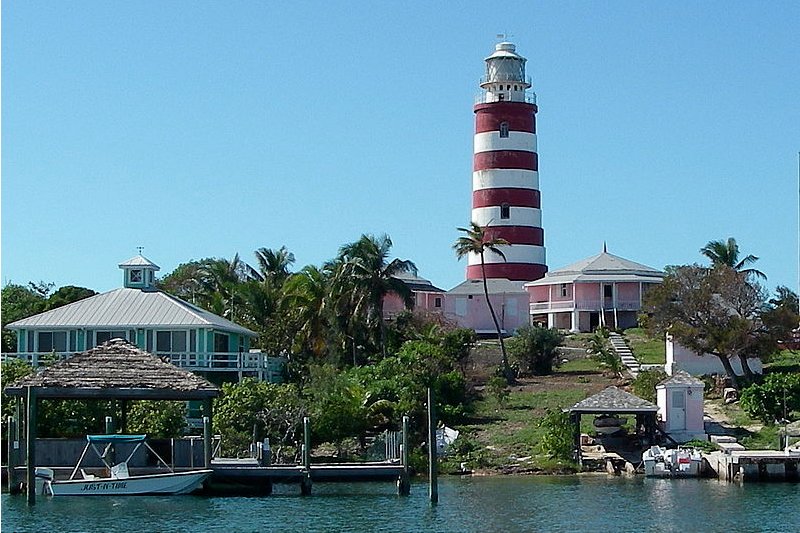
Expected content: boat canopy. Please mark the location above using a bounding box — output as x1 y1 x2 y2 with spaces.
86 434 147 444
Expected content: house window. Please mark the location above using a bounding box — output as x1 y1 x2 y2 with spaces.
37 331 67 352
434 297 442 308
499 122 509 138
214 333 230 353
130 269 143 283
560 284 568 297
156 331 187 352
500 203 510 219
604 285 613 298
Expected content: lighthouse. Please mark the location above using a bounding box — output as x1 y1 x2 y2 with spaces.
468 41 547 282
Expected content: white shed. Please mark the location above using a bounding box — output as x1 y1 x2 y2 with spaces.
656 371 707 443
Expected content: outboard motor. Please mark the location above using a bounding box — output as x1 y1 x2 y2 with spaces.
34 467 54 496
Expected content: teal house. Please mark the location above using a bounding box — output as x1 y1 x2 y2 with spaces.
6 255 282 382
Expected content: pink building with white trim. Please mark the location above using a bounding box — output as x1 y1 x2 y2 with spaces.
445 278 530 335
382 272 446 319
525 249 663 332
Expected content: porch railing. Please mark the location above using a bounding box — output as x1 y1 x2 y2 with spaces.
529 300 642 313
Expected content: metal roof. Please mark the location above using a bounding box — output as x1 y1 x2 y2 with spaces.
526 252 663 287
657 370 705 388
118 254 160 270
6 288 256 336
393 272 446 293
447 278 528 296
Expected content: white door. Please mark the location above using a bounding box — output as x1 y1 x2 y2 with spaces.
670 390 686 430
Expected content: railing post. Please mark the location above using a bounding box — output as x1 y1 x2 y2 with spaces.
398 415 410 496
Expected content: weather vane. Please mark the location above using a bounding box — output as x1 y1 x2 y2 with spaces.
136 246 144 255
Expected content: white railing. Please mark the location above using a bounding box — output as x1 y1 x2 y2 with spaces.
529 300 642 313
475 91 537 105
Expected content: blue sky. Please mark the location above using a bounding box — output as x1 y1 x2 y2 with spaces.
3 1 799 296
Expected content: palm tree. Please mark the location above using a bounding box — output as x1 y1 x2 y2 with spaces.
282 265 330 359
700 237 766 280
453 221 513 382
336 234 417 357
254 246 295 288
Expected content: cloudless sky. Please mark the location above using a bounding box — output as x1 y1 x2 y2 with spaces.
2 1 799 296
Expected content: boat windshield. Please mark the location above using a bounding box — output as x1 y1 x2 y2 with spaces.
86 434 147 444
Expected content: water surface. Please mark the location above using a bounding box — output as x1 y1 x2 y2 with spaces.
3 475 799 532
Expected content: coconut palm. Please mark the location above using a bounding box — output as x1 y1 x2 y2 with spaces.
336 234 417 357
700 237 766 280
282 265 331 358
254 246 295 288
453 221 513 382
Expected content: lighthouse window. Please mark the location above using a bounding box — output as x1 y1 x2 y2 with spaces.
499 122 509 138
514 85 518 91
500 203 510 219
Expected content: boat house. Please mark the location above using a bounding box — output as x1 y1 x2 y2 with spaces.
5 255 283 382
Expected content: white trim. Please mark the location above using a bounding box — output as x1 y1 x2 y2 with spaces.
467 245 546 265
472 206 541 227
473 169 539 190
474 131 537 153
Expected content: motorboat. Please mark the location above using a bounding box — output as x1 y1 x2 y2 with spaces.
593 415 627 435
37 434 212 496
642 445 702 477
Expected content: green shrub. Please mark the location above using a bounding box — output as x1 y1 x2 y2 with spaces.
486 376 510 407
508 325 564 376
631 369 668 403
537 409 576 461
739 372 800 424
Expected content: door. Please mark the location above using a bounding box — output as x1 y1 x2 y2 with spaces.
670 389 686 430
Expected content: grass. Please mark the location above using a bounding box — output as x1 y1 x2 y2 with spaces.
623 327 666 364
707 398 782 450
765 350 800 373
558 357 602 373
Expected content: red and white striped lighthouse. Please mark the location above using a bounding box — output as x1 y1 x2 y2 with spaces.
468 41 547 282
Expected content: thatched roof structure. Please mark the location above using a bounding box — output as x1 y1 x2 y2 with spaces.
4 339 219 400
568 386 658 414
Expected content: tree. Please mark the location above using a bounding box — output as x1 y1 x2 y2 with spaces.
126 401 187 438
700 237 766 280
642 264 772 388
282 266 331 359
453 221 513 382
508 325 564 376
45 286 97 310
336 234 417 357
254 246 295 288
1 283 48 352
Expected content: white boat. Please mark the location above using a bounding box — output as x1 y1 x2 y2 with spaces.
37 434 212 496
642 445 703 477
593 415 627 435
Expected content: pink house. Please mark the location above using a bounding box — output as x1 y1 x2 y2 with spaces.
382 272 446 319
445 278 530 335
524 250 663 332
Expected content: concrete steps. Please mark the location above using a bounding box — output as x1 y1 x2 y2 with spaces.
608 332 639 378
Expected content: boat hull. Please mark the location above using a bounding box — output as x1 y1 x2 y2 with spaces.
48 470 212 496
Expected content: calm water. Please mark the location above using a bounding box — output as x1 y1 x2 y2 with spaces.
3 476 799 532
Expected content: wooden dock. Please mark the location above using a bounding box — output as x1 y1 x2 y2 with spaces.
705 450 800 482
209 458 407 494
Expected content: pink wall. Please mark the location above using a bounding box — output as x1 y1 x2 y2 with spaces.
445 293 529 333
527 285 549 302
616 282 640 301
382 291 445 319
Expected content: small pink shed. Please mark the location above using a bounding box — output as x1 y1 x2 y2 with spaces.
656 371 707 443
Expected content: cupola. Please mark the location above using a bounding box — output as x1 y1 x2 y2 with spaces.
119 254 160 289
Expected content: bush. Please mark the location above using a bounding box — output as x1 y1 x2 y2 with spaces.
739 372 800 424
508 326 564 376
127 401 186 438
631 369 668 403
486 376 510 407
537 409 576 461
586 327 623 377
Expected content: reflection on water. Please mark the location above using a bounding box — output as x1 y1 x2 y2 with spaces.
3 475 799 532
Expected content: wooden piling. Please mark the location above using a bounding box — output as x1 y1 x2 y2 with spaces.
203 399 213 468
397 415 410 496
301 416 312 496
7 413 18 493
427 388 438 504
25 386 37 505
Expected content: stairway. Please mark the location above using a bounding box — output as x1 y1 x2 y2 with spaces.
608 332 639 378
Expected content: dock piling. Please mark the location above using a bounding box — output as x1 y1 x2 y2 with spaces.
25 386 37 505
427 388 438 504
398 415 410 496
